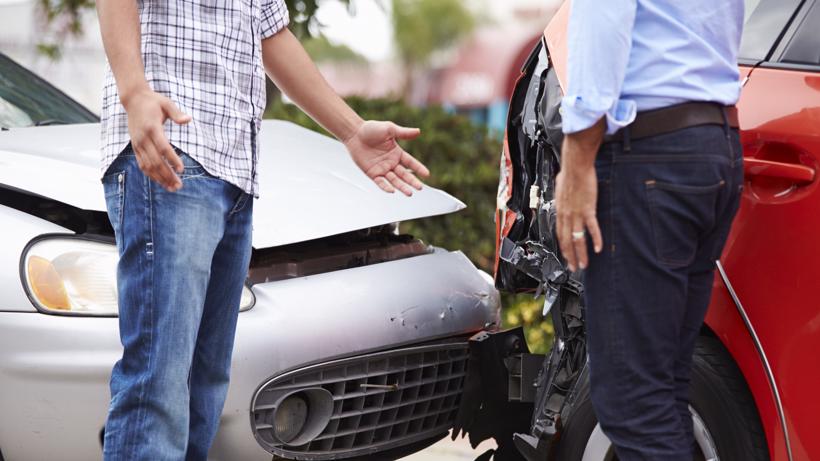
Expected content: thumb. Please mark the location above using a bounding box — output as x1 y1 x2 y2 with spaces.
389 122 421 141
163 99 192 125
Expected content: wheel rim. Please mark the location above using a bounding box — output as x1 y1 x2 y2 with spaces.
581 406 719 461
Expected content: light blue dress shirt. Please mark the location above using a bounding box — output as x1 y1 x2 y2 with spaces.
561 0 745 135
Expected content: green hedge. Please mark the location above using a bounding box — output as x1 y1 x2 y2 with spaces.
265 98 553 353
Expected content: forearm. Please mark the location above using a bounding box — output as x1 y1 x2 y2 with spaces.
562 118 606 169
96 0 149 106
261 29 362 142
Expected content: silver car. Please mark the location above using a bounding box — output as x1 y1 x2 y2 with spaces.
0 53 500 461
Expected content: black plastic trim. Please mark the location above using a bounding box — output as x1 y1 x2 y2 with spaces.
252 339 474 460
737 58 762 68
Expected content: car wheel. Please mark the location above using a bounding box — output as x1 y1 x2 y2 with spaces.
555 335 768 460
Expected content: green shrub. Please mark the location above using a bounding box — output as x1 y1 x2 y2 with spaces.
265 97 553 353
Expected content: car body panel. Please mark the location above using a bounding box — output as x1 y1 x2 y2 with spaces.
0 249 499 461
0 121 466 249
706 64 820 461
704 279 789 461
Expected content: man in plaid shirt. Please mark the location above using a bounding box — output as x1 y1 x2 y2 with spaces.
95 1 429 459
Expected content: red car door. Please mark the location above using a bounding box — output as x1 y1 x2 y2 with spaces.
708 2 820 459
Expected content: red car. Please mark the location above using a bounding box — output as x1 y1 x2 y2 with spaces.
462 0 820 460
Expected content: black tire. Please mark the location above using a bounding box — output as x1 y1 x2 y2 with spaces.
555 335 769 460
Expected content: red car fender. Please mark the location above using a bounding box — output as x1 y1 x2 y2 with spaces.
705 273 790 461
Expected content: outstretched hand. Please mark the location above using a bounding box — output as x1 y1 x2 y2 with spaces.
344 121 430 196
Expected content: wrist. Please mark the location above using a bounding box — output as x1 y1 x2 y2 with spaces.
119 81 151 109
339 115 365 145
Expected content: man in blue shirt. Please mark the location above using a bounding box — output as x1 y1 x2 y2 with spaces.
554 0 745 458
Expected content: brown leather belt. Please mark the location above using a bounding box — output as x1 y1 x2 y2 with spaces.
604 102 739 143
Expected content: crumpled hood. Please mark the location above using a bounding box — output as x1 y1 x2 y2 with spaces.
0 121 465 248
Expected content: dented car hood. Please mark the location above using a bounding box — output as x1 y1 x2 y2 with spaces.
0 121 465 247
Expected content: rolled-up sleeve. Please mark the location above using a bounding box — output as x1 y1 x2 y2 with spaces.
561 0 638 134
260 0 290 39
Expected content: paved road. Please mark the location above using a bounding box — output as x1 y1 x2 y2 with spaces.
401 433 496 460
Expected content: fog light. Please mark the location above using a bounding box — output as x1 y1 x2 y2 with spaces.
274 395 308 444
270 388 334 447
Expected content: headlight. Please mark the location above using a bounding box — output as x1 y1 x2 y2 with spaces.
21 236 256 316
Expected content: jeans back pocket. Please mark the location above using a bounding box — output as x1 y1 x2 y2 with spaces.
645 179 725 268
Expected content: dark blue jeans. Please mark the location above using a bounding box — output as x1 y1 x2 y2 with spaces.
101 147 253 460
583 124 743 460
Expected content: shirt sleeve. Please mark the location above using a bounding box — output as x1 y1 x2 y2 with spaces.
260 0 290 40
561 0 638 135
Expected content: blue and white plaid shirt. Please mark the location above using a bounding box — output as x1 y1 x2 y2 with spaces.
100 0 290 196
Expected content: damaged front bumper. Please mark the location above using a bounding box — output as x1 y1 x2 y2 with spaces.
452 278 587 461
467 33 591 461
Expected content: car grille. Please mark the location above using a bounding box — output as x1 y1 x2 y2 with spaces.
251 342 470 459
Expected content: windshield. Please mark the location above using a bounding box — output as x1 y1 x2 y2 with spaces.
0 53 98 129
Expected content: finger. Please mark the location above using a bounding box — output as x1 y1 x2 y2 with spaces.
161 98 192 125
145 134 182 191
133 146 145 170
154 131 184 174
385 171 414 196
394 164 423 190
388 122 421 141
373 176 395 193
586 213 604 254
572 215 589 270
135 139 172 190
555 174 573 269
401 151 430 178
556 208 577 271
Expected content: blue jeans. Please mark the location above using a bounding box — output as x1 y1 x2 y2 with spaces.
583 124 743 460
101 147 253 461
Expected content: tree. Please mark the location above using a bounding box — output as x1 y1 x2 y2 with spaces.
302 35 367 63
284 0 351 39
391 0 474 98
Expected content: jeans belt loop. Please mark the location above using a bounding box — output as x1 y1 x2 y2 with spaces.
720 106 731 138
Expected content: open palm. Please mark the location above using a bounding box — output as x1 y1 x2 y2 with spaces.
344 121 430 196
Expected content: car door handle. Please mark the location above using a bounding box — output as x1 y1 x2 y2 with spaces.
744 158 815 185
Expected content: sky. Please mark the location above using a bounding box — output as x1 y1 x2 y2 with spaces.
316 0 393 61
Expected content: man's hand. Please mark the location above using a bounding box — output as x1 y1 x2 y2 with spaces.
343 121 430 196
555 118 606 271
123 89 192 192
261 30 430 195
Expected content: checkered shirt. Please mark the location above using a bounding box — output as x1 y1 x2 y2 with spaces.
100 0 290 196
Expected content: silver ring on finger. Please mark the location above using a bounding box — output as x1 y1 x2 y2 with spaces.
571 231 585 241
